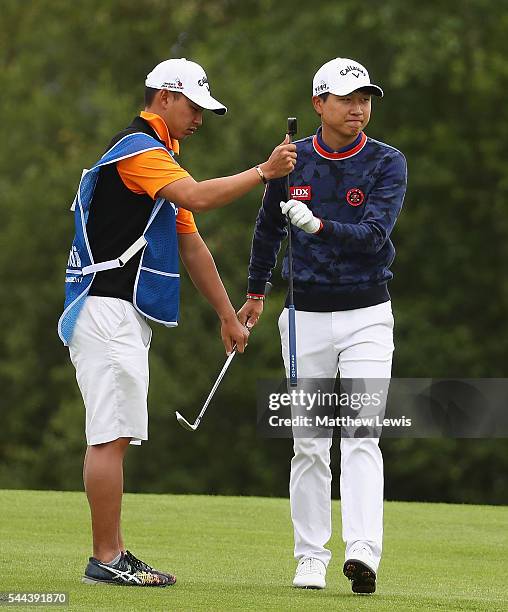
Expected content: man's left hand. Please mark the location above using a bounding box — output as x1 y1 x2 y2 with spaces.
280 200 322 234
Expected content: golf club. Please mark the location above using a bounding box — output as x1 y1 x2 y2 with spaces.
175 282 273 432
286 117 298 387
175 349 237 431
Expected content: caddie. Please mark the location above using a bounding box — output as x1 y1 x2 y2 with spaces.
58 57 296 587
238 57 407 594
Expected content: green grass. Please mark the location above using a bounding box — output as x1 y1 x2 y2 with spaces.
0 491 506 611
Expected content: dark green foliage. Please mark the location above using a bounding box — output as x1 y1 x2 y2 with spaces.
1 0 506 503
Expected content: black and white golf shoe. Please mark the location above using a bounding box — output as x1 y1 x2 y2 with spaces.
343 558 376 594
82 552 176 587
124 550 175 582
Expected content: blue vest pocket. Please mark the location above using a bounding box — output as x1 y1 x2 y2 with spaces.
134 266 179 326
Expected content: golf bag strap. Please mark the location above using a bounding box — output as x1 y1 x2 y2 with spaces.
81 236 148 276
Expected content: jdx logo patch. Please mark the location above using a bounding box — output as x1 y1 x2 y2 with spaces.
346 188 365 207
290 185 312 201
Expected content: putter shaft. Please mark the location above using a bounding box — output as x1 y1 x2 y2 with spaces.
286 117 298 387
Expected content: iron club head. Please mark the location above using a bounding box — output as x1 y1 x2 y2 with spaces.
175 411 198 432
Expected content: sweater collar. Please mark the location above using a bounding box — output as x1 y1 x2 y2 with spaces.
140 111 180 154
312 127 367 160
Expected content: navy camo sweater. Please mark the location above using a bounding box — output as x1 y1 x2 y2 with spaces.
247 127 407 311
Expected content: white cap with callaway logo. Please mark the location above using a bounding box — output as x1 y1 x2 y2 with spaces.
313 58 383 98
145 58 227 115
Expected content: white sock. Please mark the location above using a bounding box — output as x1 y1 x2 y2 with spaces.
106 553 122 566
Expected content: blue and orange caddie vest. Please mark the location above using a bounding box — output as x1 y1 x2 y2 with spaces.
57 132 180 346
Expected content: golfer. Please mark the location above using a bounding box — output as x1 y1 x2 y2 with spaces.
238 58 407 594
58 58 296 587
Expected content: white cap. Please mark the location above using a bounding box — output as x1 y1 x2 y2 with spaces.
145 58 227 115
313 58 383 98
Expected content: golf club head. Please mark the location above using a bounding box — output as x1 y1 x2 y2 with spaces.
175 411 197 432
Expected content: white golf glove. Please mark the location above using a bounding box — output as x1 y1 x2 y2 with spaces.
280 199 321 234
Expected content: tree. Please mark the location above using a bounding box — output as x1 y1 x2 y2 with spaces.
0 0 506 504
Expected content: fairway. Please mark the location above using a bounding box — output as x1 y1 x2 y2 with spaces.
0 491 506 611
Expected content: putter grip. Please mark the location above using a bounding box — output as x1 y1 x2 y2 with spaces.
287 117 297 137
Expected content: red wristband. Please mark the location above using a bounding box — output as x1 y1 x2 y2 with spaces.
246 293 265 300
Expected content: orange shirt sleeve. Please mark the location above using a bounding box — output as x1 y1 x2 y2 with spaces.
116 149 197 234
175 207 198 234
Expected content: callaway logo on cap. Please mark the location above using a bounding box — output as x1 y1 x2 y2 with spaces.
145 58 227 115
312 58 384 98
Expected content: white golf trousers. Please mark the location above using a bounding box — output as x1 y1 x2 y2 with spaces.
278 301 394 572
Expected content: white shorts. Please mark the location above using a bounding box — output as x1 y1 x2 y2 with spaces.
69 296 152 446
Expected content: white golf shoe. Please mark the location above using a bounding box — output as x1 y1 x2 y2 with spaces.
292 557 326 589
